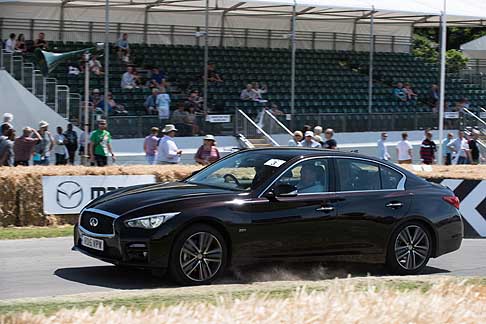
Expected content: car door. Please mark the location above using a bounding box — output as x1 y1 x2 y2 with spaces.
230 157 339 261
330 157 412 257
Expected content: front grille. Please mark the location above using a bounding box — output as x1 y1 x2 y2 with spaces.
80 210 115 235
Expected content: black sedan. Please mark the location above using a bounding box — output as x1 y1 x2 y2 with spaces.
74 148 463 285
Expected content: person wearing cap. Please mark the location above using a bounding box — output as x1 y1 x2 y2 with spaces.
288 131 303 146
377 132 391 161
194 135 220 165
322 128 337 149
468 129 481 165
419 131 437 165
90 119 115 167
33 121 54 166
144 127 159 165
157 124 182 165
300 131 321 148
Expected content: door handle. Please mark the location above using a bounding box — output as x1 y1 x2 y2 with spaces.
385 202 403 209
316 206 334 212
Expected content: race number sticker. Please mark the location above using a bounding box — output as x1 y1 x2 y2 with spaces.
264 159 286 168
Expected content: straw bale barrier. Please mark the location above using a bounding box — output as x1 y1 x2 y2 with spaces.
0 164 484 227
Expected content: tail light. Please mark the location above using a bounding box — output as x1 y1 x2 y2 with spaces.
443 196 460 209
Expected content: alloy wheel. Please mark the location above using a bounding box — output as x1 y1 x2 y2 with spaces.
394 225 430 270
179 231 223 282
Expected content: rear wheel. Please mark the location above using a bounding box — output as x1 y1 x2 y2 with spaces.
169 224 226 285
386 222 432 275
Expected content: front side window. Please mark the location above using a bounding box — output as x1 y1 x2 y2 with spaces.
337 159 381 191
275 159 329 194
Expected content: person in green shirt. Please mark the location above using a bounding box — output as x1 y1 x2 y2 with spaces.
89 119 115 167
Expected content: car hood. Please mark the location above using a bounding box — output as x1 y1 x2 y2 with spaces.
87 181 238 216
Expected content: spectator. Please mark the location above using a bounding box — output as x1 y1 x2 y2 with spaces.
156 87 171 123
206 63 223 83
377 132 391 161
301 131 321 148
194 134 220 165
396 132 412 164
185 105 199 136
419 131 437 165
322 128 337 149
88 54 103 76
116 33 130 62
53 126 68 165
97 92 128 115
448 130 469 165
0 127 15 166
33 32 48 50
403 83 417 101
15 34 26 53
240 84 257 101
288 131 303 146
442 132 454 165
252 82 267 100
185 90 205 133
14 127 41 166
143 127 159 165
157 124 182 164
90 119 115 167
90 89 102 108
78 126 92 161
144 88 160 115
2 113 14 129
121 66 138 89
429 84 440 109
392 82 407 102
147 67 166 89
302 125 312 134
171 102 189 136
63 123 78 165
468 130 481 165
454 98 470 113
269 103 284 116
4 33 16 53
314 126 323 137
314 135 324 147
33 120 54 166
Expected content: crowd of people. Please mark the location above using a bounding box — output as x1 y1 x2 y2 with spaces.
392 82 418 102
288 126 338 149
377 128 482 165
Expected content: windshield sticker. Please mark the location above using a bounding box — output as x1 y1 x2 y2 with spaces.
264 159 286 168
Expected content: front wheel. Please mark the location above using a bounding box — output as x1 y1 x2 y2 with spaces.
169 224 226 285
386 222 432 275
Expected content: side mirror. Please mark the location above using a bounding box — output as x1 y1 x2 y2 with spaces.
269 183 298 198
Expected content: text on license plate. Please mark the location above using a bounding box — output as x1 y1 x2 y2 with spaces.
81 235 104 251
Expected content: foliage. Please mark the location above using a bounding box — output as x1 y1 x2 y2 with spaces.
446 49 469 73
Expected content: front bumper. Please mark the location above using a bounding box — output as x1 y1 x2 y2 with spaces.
73 224 172 268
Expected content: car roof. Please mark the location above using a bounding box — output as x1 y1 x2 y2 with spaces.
245 147 379 161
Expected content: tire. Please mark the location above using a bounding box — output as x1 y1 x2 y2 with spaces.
168 224 227 286
385 221 432 275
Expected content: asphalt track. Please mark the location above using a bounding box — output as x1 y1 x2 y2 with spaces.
1 237 485 300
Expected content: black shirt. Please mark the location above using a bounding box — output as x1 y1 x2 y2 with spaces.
323 139 337 149
469 139 479 161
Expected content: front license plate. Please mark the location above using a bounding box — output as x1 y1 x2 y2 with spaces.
81 235 104 251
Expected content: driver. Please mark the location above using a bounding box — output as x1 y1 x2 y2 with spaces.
297 165 325 193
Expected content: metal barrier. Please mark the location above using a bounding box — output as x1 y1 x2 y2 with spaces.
234 109 280 146
56 85 70 119
69 93 82 124
45 78 57 109
12 55 24 83
23 62 34 91
1 50 12 74
32 70 45 102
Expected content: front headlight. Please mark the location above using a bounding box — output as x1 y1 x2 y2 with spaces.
125 212 180 229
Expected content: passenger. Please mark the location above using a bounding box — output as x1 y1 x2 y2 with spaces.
297 165 324 193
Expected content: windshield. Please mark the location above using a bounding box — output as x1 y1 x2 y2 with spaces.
186 150 295 191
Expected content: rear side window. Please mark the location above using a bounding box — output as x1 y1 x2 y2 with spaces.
380 166 403 189
336 159 381 191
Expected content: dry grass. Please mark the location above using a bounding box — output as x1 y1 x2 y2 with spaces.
2 279 485 324
401 164 486 181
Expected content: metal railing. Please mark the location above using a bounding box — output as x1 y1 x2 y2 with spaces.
263 110 294 139
235 109 280 146
56 85 70 119
45 78 57 108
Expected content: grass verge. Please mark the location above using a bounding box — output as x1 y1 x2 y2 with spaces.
0 226 73 240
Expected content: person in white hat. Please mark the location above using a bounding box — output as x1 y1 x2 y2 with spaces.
194 134 220 165
300 131 321 148
157 124 182 164
33 120 54 165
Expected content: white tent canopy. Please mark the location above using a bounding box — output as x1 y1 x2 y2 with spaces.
461 36 486 60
